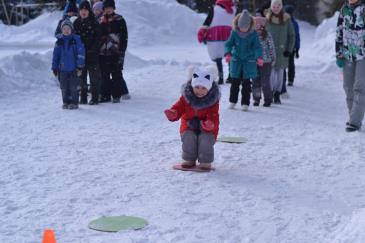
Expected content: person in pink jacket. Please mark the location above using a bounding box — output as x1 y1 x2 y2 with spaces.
197 0 235 85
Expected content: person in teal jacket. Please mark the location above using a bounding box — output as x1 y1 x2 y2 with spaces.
224 10 263 111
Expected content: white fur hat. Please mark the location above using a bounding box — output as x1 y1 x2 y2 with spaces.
271 0 283 8
191 67 215 91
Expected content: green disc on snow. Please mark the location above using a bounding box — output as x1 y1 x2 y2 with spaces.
88 216 148 232
217 136 247 144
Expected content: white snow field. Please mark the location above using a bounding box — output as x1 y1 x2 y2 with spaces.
1 1 365 242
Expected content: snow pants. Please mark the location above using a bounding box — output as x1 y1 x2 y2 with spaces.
343 59 365 128
253 63 273 104
59 71 79 105
283 52 296 92
181 130 215 163
80 62 101 103
271 68 284 92
100 55 129 100
229 78 251 106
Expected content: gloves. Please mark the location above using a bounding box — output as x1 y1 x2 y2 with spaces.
295 49 299 59
118 53 125 69
336 58 345 68
283 51 291 57
188 117 201 130
225 54 232 63
197 27 208 44
52 69 59 77
200 120 215 132
257 58 264 67
164 109 178 121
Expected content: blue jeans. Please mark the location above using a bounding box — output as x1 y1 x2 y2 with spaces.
59 71 79 105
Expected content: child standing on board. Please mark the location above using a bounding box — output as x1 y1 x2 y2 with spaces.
164 67 221 170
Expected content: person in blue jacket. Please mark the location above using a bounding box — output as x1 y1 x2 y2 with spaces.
55 0 79 37
52 19 86 109
282 4 300 92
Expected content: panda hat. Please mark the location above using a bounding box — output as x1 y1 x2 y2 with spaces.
187 65 217 91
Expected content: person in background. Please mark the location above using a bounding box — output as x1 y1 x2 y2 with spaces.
266 0 295 104
93 1 104 21
197 0 234 85
74 0 102 105
52 19 85 109
224 10 263 111
99 0 130 103
336 0 365 132
282 4 300 99
55 0 78 37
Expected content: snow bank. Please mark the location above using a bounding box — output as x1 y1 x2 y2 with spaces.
328 209 365 243
0 0 202 47
311 12 338 72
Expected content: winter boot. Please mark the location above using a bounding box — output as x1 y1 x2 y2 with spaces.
80 96 87 105
99 96 111 103
89 99 98 105
198 163 212 170
263 102 271 107
253 99 260 106
241 105 249 111
62 103 68 109
273 92 281 104
228 103 236 110
112 97 121 103
181 160 196 168
346 123 360 132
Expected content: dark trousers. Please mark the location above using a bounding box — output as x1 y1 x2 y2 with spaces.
283 52 295 93
229 78 251 106
80 62 101 102
214 58 223 83
253 63 272 103
59 71 79 105
100 55 129 99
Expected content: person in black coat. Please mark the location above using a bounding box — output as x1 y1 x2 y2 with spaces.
99 0 130 103
74 0 102 105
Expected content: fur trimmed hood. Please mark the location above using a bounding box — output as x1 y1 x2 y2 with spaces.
181 81 221 110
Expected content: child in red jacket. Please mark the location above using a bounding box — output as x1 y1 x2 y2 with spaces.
164 67 221 170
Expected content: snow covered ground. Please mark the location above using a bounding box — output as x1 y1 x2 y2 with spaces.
1 2 365 242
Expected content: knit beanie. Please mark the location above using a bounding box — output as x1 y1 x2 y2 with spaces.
238 10 252 29
271 0 283 9
65 0 78 13
79 0 92 12
61 18 74 31
103 0 115 9
191 68 214 91
254 16 266 30
93 1 103 12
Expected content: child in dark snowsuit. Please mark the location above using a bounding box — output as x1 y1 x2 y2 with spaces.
224 10 263 111
164 67 220 170
74 0 102 105
52 19 85 109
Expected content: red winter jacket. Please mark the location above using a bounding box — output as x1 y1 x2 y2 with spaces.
169 83 220 139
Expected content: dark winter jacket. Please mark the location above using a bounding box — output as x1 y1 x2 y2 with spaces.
336 2 365 61
99 12 128 60
291 17 300 50
52 34 85 72
170 82 220 140
74 15 101 64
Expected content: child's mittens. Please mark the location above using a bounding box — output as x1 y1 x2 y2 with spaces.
257 58 264 67
200 120 215 132
197 27 208 44
225 54 231 63
164 109 178 121
336 58 345 68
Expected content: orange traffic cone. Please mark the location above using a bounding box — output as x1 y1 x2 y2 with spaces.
42 229 56 243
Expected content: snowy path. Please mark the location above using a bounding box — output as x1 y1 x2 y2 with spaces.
1 25 365 243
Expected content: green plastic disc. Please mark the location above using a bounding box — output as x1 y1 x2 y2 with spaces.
217 136 247 144
88 216 148 232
